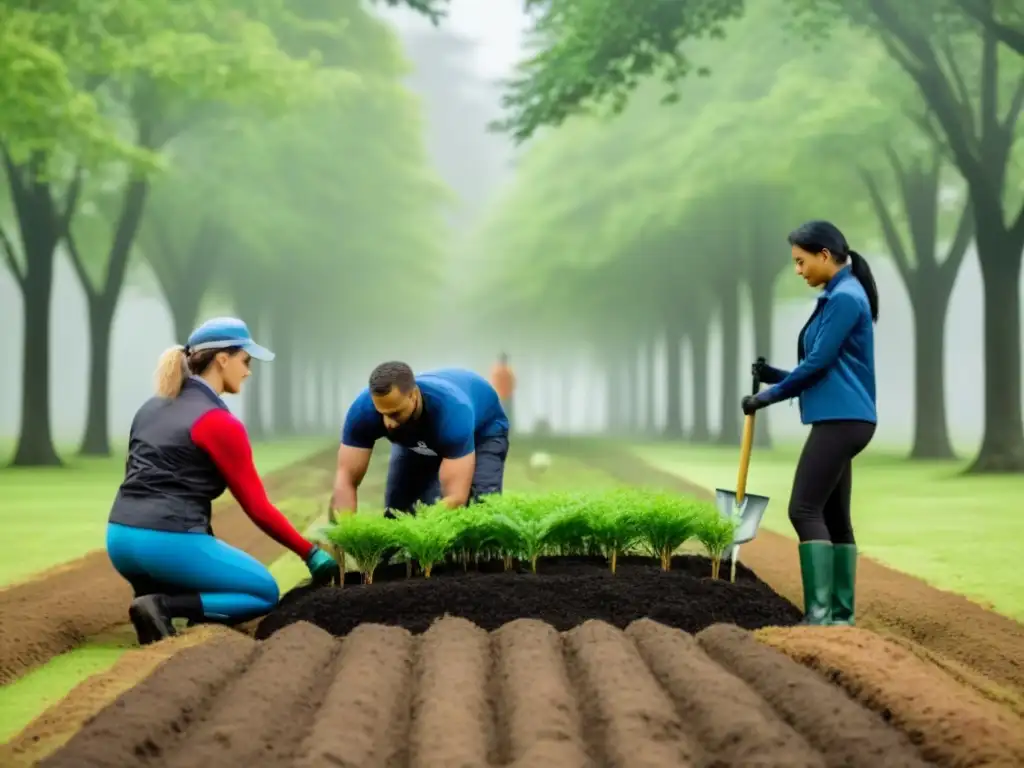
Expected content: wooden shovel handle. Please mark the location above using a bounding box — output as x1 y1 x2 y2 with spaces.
736 413 756 503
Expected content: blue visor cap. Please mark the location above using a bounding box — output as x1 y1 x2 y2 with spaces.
186 317 275 362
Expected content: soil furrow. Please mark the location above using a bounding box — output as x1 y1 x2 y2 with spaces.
160 622 339 768
408 617 493 768
760 627 1024 767
491 619 590 767
626 619 823 767
696 624 926 768
564 619 698 767
593 446 1024 693
37 630 257 768
293 623 414 768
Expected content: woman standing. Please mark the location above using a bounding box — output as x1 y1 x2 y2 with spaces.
741 221 878 626
106 317 339 645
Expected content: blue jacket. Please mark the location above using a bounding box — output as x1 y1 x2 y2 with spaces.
759 267 876 424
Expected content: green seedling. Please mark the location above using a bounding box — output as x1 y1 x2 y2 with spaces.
392 503 455 578
632 491 702 571
585 494 643 574
323 512 397 585
693 505 736 579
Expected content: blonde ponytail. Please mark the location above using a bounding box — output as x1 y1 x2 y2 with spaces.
154 345 189 398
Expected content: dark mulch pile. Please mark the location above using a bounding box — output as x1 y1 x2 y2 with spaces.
254 555 802 640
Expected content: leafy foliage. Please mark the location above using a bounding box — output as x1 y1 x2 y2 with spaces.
319 488 740 579
322 513 398 584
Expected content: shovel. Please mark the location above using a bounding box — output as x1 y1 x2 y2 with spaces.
715 358 771 583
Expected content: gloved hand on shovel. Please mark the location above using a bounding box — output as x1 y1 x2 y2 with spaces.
741 391 773 415
305 545 341 585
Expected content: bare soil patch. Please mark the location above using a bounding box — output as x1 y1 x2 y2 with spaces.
0 626 238 766
595 445 1024 693
42 618 943 768
759 626 1024 767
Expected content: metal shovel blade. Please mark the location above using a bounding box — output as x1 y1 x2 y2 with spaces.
714 488 771 546
714 488 771 580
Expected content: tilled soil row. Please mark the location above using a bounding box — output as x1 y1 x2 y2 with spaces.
0 447 337 686
594 447 1024 693
760 627 1024 768
43 617 938 768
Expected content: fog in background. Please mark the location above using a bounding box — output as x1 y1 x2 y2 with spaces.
1 0 1020 458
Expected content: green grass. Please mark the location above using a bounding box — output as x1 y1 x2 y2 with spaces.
632 441 1024 621
0 633 136 743
0 438 331 586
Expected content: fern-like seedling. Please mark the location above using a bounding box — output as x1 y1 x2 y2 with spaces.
323 513 398 584
694 506 736 579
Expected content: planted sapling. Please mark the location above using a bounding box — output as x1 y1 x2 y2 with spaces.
633 492 701 571
694 506 736 579
323 512 398 584
584 494 642 574
392 503 455 578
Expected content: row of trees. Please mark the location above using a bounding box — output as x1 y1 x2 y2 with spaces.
477 0 1023 470
1 0 451 466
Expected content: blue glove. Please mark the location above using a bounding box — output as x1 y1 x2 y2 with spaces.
305 546 341 584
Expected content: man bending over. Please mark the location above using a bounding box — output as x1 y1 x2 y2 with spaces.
332 362 510 516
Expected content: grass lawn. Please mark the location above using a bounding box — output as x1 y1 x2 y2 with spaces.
632 440 1024 621
0 437 331 586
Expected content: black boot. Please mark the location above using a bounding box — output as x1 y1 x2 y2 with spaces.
129 595 177 645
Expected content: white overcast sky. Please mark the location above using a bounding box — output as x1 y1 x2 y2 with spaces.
379 0 529 77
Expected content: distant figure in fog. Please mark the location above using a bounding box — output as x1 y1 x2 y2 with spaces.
741 221 878 627
106 317 339 646
332 362 510 516
489 352 516 431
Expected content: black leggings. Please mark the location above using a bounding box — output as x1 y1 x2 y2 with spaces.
788 420 876 544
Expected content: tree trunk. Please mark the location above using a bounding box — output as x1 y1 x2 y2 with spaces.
13 254 61 466
968 226 1024 472
645 340 657 434
624 349 639 433
689 318 711 443
909 282 955 459
78 300 115 455
663 330 683 438
6 157 68 467
170 286 204 345
314 358 326 434
70 178 149 457
605 353 621 433
749 279 774 448
271 314 295 436
717 282 741 445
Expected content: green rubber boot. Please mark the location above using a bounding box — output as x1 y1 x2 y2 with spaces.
831 544 857 626
798 541 834 625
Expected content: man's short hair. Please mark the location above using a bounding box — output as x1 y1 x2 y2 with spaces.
369 361 416 395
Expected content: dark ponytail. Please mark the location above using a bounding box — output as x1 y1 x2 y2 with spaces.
847 250 878 322
787 219 879 323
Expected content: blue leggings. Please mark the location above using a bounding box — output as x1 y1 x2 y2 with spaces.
106 523 280 622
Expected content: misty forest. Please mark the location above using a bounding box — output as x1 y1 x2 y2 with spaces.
1 0 1022 474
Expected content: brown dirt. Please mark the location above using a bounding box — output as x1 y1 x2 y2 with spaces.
0 626 239 767
759 626 1024 768
696 623 925 768
593 446 1024 693
42 617 932 768
0 447 337 687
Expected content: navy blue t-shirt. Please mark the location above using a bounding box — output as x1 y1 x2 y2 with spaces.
341 368 509 459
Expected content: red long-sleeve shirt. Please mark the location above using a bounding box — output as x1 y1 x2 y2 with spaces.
190 409 314 559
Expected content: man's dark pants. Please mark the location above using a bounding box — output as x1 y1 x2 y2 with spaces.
383 433 509 515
